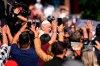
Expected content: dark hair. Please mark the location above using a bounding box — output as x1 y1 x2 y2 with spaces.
40 34 51 45
19 32 30 48
62 17 68 24
51 41 67 56
96 24 100 36
69 30 81 42
70 23 76 29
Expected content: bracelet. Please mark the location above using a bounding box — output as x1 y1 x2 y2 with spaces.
59 31 64 33
34 36 38 39
53 31 58 34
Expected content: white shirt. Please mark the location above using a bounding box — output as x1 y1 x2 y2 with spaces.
44 5 55 18
35 3 43 11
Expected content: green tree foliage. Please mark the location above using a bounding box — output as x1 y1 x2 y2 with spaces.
79 0 100 21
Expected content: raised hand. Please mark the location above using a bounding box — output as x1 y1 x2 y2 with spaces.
95 41 100 50
86 20 93 32
30 24 40 37
13 8 20 15
51 20 57 32
58 24 64 32
20 23 27 32
2 25 7 33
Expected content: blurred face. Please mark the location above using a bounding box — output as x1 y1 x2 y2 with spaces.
70 25 75 32
29 5 35 10
29 5 36 14
42 24 51 34
64 32 70 38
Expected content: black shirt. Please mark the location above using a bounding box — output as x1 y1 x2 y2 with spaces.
43 57 65 66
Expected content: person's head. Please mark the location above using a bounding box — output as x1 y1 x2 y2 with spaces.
59 7 67 13
40 34 51 45
63 60 84 66
65 49 74 59
82 48 98 66
70 23 76 32
70 30 81 42
96 24 100 36
64 28 70 38
51 41 67 56
41 20 51 34
19 32 30 48
36 0 41 3
62 17 68 27
29 4 36 15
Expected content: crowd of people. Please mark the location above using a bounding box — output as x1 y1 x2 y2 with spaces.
0 0 100 66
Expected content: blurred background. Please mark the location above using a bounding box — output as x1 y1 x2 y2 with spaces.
16 0 100 21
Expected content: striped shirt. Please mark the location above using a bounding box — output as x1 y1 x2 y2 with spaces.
0 44 11 66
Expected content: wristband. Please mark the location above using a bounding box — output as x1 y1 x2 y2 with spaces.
34 36 38 39
53 31 58 34
59 31 63 34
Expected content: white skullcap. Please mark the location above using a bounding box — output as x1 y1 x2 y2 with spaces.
41 20 51 25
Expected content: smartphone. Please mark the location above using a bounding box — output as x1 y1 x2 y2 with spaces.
27 22 31 29
35 22 41 27
57 18 62 26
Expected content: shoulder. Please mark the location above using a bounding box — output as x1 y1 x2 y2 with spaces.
11 43 18 51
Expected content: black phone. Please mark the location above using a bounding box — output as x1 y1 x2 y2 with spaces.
57 18 62 26
27 22 31 29
35 22 41 27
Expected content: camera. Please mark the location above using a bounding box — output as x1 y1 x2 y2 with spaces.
47 16 55 23
83 38 89 45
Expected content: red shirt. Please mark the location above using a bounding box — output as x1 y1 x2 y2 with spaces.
39 43 50 66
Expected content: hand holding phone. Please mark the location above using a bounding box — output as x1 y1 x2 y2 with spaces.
27 22 31 29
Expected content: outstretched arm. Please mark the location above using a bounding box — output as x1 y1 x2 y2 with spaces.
58 24 64 42
30 26 53 62
86 20 93 40
12 24 27 44
6 25 13 44
2 25 8 44
49 20 57 44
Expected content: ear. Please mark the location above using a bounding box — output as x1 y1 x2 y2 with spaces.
41 25 45 31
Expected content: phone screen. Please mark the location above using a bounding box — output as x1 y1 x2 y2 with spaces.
57 18 62 26
36 22 41 27
27 22 31 29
